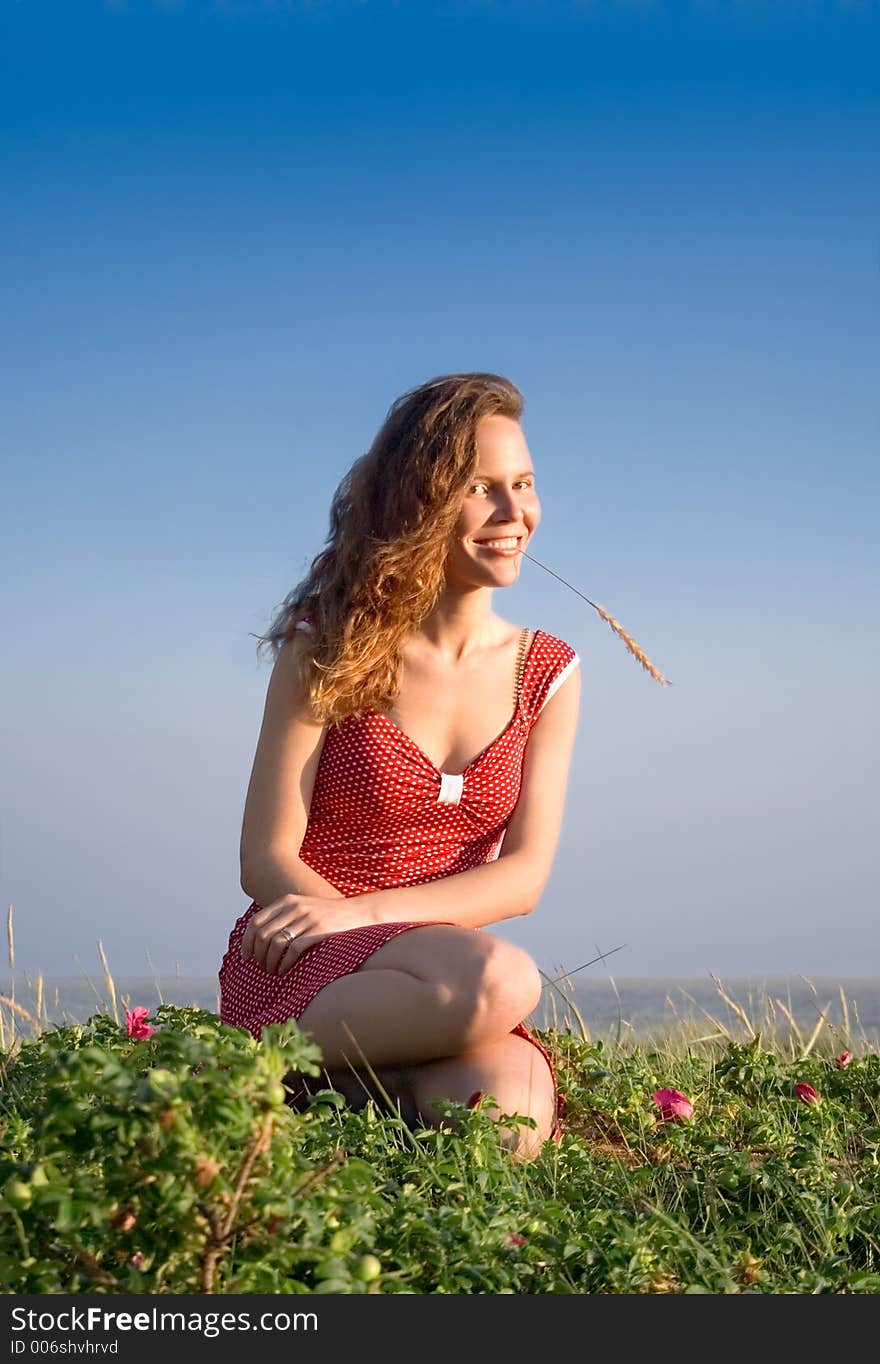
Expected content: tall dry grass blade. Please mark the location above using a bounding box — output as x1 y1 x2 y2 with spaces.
773 997 803 1049
662 993 686 1047
606 971 625 1048
676 988 734 1041
34 973 44 1034
850 997 871 1051
710 974 756 1038
839 985 852 1046
543 943 627 986
6 907 13 994
97 941 119 1024
520 550 672 686
6 905 15 1050
801 1002 832 1059
73 957 108 1014
0 995 39 1027
0 1005 6 1052
144 947 165 1006
544 973 564 1032
538 969 590 1042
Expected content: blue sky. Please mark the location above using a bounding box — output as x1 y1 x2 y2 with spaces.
1 0 878 987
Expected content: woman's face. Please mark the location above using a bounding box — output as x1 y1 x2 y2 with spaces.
444 414 541 590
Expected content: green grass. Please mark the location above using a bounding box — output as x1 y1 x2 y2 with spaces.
2 969 879 1293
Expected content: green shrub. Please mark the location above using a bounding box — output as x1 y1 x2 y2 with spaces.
3 1010 879 1293
0 1007 381 1293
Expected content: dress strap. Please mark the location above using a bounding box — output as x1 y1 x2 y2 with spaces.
513 627 532 715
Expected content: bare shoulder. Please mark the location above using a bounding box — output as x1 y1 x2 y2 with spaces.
265 629 322 726
490 615 531 649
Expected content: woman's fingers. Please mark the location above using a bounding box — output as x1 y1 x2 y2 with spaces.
240 895 296 960
238 895 330 971
243 910 320 969
254 917 298 969
277 932 324 974
265 924 298 975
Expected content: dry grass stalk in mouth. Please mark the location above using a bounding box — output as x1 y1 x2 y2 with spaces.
590 601 671 688
521 551 672 686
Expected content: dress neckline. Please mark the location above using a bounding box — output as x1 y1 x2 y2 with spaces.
374 628 539 778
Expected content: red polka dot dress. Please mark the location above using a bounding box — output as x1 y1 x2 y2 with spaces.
219 621 580 1138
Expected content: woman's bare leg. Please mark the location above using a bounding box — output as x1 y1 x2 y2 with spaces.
296 1034 557 1162
293 925 542 1069
407 1033 557 1161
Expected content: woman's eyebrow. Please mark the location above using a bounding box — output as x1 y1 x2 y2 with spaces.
473 469 535 479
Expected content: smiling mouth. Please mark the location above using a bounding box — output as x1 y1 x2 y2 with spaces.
474 536 525 555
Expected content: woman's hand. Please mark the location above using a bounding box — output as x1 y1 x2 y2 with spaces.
239 892 379 975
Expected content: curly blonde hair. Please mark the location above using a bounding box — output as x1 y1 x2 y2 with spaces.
254 372 524 726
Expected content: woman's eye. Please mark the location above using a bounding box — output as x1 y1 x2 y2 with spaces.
470 480 534 494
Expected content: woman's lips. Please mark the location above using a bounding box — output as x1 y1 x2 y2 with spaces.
475 538 524 557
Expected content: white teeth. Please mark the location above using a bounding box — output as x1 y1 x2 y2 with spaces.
479 538 520 549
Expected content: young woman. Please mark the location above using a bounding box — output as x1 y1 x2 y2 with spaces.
219 372 581 1159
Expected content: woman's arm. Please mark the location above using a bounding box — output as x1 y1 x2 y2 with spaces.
364 661 582 929
239 634 345 906
241 852 344 907
365 849 539 929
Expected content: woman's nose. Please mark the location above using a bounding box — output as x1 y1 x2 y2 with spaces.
492 486 529 516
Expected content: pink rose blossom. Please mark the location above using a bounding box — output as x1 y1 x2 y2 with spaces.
652 1088 695 1122
125 1007 154 1040
835 1051 852 1069
130 1253 144 1270
795 1082 821 1104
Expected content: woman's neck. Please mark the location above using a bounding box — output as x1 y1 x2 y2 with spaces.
411 597 500 663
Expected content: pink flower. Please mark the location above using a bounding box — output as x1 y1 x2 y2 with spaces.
795 1082 821 1105
125 1007 154 1040
835 1051 852 1069
507 1234 528 1247
129 1253 144 1270
652 1088 694 1122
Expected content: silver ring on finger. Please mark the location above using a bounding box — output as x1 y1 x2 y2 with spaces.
278 927 296 945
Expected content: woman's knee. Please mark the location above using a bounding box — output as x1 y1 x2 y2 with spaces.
422 933 542 1041
360 925 542 1042
476 937 542 1030
435 933 542 1040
